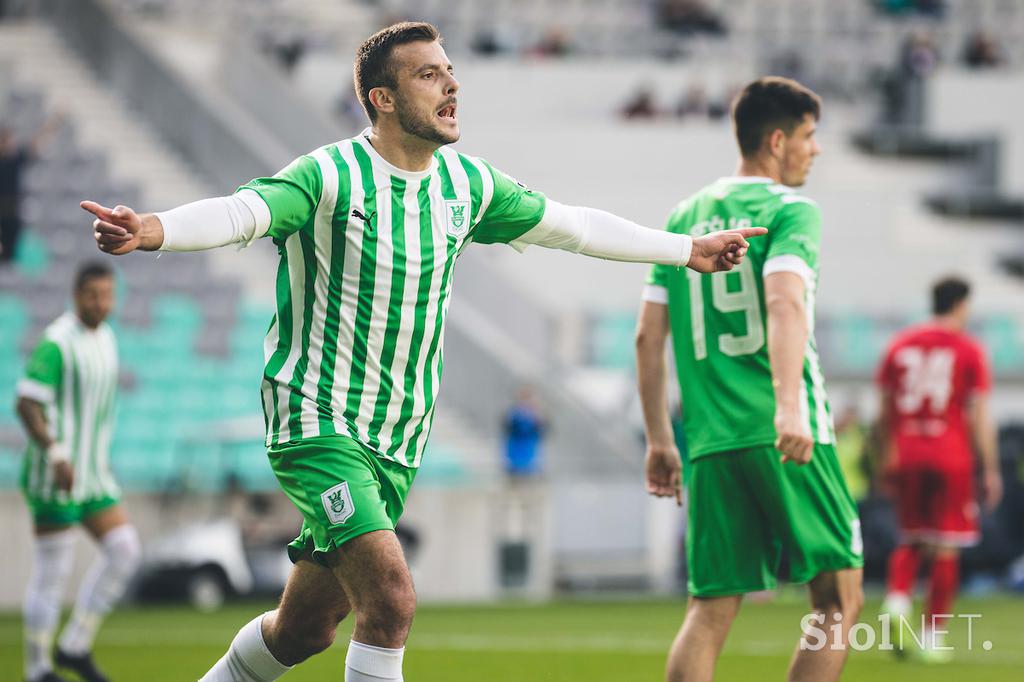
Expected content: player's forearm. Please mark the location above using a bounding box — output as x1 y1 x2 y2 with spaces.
154 191 271 252
133 213 166 251
521 201 692 266
15 398 54 451
970 398 999 473
766 295 808 411
636 334 675 447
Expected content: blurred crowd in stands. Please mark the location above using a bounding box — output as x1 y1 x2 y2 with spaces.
620 83 734 121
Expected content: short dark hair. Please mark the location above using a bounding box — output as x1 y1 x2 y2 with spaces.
732 77 822 157
74 261 114 292
354 22 441 123
932 276 970 315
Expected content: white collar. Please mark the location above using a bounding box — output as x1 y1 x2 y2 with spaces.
717 176 774 184
354 128 438 181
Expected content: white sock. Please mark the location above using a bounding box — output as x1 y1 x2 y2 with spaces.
58 524 142 655
23 529 76 680
345 640 404 681
200 613 292 681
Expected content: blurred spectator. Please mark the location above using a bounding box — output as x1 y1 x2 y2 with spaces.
472 26 520 56
674 84 730 121
262 28 308 75
963 31 1004 69
472 29 502 56
674 84 710 118
879 30 937 128
901 30 939 78
530 28 572 58
875 0 945 18
0 115 62 265
657 0 727 37
503 386 546 478
621 86 659 119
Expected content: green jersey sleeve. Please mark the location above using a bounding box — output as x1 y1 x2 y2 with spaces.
766 199 822 272
20 339 63 402
237 154 323 240
473 160 547 245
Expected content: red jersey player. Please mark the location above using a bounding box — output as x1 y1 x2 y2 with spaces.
876 277 1002 661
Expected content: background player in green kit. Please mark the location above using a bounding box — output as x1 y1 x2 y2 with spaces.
16 262 142 682
80 22 764 682
636 77 864 682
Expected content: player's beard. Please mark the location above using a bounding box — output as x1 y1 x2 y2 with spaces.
395 94 458 146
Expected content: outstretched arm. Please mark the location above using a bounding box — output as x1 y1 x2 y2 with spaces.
636 300 682 505
515 200 766 273
81 190 272 255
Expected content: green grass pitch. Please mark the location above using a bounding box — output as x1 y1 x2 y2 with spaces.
2 594 1022 680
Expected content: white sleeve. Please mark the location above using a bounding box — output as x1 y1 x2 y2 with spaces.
763 254 815 288
641 284 669 304
510 199 693 267
16 378 55 404
154 189 272 252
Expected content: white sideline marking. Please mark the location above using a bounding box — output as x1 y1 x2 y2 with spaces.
0 628 1019 663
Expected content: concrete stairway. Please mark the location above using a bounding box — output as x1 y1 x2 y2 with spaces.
0 21 207 210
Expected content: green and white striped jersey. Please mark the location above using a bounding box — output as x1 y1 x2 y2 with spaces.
243 130 546 467
18 312 120 503
646 177 834 460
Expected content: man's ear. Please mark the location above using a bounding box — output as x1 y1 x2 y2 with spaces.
767 128 787 159
369 86 396 116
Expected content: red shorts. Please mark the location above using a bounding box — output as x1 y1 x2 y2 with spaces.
891 464 979 547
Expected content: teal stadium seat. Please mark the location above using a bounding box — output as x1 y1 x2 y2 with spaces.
0 296 28 488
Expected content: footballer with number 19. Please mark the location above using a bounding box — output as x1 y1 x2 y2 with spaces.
81 22 764 682
637 77 863 682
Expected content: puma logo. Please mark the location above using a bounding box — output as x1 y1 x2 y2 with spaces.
351 209 376 230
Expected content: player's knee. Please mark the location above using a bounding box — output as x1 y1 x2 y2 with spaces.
809 576 862 619
275 616 341 659
103 524 142 573
302 625 339 656
809 580 840 613
380 579 417 626
688 596 739 630
364 573 417 637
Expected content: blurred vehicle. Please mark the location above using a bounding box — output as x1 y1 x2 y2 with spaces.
133 518 291 611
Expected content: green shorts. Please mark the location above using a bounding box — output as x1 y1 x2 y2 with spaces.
268 434 418 565
686 444 863 598
23 494 120 526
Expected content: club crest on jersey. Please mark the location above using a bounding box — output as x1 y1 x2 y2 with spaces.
321 482 354 525
445 200 470 238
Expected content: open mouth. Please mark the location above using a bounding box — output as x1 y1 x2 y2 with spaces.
437 104 457 121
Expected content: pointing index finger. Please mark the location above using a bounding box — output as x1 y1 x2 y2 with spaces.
735 227 768 238
81 200 115 221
